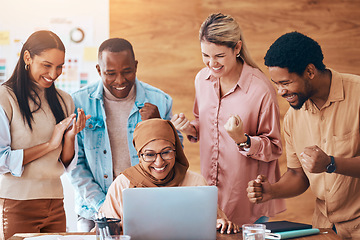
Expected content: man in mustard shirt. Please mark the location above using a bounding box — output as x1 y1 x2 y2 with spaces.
247 31 360 239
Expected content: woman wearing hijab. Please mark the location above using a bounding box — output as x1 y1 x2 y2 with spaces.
100 118 238 234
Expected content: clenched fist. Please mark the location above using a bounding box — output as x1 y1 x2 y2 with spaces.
224 114 247 144
171 113 197 137
139 102 161 120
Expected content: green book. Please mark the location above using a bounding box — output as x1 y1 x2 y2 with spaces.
266 228 320 239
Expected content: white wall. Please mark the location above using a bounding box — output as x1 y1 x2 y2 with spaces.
0 0 109 232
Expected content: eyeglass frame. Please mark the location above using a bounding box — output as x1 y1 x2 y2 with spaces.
139 147 176 162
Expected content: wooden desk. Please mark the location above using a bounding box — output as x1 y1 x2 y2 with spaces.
9 229 341 240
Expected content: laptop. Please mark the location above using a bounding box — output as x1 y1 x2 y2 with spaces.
122 185 218 240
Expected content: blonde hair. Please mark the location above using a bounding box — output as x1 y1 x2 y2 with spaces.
199 13 260 70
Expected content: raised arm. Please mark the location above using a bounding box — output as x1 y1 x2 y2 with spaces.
171 113 197 137
247 167 310 204
300 145 360 178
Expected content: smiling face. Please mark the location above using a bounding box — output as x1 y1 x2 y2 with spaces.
25 48 65 88
269 66 313 110
139 139 176 180
200 41 240 79
97 49 138 99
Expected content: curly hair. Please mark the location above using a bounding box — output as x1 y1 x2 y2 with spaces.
264 31 326 75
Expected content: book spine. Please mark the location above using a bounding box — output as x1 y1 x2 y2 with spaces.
279 228 320 239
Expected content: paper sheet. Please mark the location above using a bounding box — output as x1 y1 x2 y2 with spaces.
24 235 96 240
0 31 10 45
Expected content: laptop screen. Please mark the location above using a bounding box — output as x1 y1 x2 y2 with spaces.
122 185 218 240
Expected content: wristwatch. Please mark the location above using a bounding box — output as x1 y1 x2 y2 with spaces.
237 134 251 149
326 155 336 173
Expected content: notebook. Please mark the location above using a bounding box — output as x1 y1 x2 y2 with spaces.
264 221 318 240
122 185 218 240
264 220 312 232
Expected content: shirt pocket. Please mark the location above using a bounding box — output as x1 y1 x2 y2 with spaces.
83 118 105 150
332 129 360 158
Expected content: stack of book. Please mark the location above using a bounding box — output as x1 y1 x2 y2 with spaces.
264 221 320 239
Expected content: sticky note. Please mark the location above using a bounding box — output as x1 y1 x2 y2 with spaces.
83 47 98 61
0 31 10 45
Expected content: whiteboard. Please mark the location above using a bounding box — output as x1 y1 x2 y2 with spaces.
0 0 109 92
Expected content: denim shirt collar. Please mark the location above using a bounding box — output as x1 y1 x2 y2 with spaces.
90 80 105 100
134 78 147 108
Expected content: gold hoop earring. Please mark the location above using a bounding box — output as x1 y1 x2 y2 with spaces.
25 64 29 71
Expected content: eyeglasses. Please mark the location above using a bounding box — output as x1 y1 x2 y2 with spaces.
140 149 176 162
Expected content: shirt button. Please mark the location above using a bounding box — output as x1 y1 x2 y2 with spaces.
88 124 93 128
104 174 108 179
323 139 327 143
103 150 107 154
321 116 325 121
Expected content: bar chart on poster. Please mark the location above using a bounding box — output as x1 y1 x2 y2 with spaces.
0 0 109 93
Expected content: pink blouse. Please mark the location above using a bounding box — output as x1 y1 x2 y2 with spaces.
190 63 286 225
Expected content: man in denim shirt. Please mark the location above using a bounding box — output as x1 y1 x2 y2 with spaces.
67 38 181 231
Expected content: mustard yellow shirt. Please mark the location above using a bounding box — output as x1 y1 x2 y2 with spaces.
284 69 360 227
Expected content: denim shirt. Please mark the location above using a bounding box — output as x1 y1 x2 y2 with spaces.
67 78 181 219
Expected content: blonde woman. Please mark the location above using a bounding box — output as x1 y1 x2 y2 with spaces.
172 13 285 226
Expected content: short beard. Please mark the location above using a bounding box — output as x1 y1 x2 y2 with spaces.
290 78 313 110
290 93 309 110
